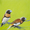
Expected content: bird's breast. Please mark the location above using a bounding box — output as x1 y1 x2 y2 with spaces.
2 17 10 23
13 22 20 26
5 13 10 17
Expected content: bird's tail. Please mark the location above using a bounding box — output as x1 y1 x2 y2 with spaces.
7 24 14 30
1 23 3 26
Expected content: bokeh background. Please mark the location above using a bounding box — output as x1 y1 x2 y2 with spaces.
0 0 30 30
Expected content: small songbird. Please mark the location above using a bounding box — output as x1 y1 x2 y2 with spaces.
8 17 26 29
1 10 12 26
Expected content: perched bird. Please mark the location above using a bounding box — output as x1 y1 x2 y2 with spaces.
8 17 26 29
1 10 12 26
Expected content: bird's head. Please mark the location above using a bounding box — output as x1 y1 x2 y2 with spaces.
20 17 26 22
6 10 12 14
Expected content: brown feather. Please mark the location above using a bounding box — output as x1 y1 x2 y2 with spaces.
1 13 10 21
12 19 21 24
5 13 10 17
20 21 23 24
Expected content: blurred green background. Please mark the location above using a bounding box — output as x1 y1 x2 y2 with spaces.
0 0 30 30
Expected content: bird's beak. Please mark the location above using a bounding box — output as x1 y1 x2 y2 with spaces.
25 18 26 20
10 10 12 12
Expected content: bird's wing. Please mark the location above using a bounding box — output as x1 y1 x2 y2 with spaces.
12 19 21 24
1 14 5 21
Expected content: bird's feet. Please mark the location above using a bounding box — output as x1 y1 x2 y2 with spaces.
7 22 10 24
14 26 20 29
